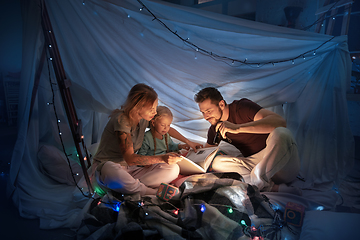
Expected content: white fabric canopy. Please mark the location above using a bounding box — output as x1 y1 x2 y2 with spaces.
8 0 354 229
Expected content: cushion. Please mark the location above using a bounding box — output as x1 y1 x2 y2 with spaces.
299 210 360 239
37 144 83 185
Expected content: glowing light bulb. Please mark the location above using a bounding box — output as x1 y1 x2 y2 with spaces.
200 204 206 213
228 207 233 213
316 206 324 211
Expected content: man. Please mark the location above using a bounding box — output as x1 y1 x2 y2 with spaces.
194 87 301 194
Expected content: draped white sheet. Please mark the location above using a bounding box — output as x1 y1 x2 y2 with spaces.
8 0 354 229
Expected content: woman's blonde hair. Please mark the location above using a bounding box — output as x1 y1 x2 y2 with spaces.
150 106 173 155
111 83 158 125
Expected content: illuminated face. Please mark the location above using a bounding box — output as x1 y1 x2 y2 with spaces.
152 115 172 136
198 98 222 126
139 98 158 121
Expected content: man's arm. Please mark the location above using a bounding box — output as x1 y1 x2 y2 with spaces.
117 131 181 166
216 109 286 136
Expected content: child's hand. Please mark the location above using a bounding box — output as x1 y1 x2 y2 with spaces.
185 140 204 153
162 152 182 165
178 143 190 150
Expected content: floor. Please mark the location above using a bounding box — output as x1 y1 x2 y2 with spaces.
0 122 359 240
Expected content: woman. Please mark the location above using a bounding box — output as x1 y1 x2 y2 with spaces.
93 83 201 196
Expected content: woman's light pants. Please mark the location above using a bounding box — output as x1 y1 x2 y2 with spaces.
96 161 180 196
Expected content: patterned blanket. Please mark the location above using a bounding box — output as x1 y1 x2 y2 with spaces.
77 173 299 240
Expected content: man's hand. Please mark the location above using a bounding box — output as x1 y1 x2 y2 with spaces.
215 109 287 136
162 152 182 165
215 121 240 139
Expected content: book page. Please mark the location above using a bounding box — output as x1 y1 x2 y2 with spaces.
177 157 207 175
177 147 219 175
185 147 218 164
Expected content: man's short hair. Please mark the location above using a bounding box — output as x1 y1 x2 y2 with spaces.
194 87 226 105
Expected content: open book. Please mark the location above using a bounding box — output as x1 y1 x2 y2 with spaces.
177 146 227 175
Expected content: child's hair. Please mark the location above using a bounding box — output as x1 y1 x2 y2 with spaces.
150 106 173 155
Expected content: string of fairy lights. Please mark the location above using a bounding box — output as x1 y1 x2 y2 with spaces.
133 0 339 68
45 49 93 198
301 0 345 31
46 45 126 206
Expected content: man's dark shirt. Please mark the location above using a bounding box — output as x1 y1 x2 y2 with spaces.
207 99 269 157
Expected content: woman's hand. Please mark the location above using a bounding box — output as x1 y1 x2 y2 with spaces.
162 152 182 165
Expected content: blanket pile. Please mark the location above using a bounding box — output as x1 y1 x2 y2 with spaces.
77 173 300 240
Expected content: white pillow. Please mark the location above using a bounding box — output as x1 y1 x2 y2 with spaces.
299 210 360 239
37 144 83 185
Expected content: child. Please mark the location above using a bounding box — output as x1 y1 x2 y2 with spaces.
138 106 189 156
